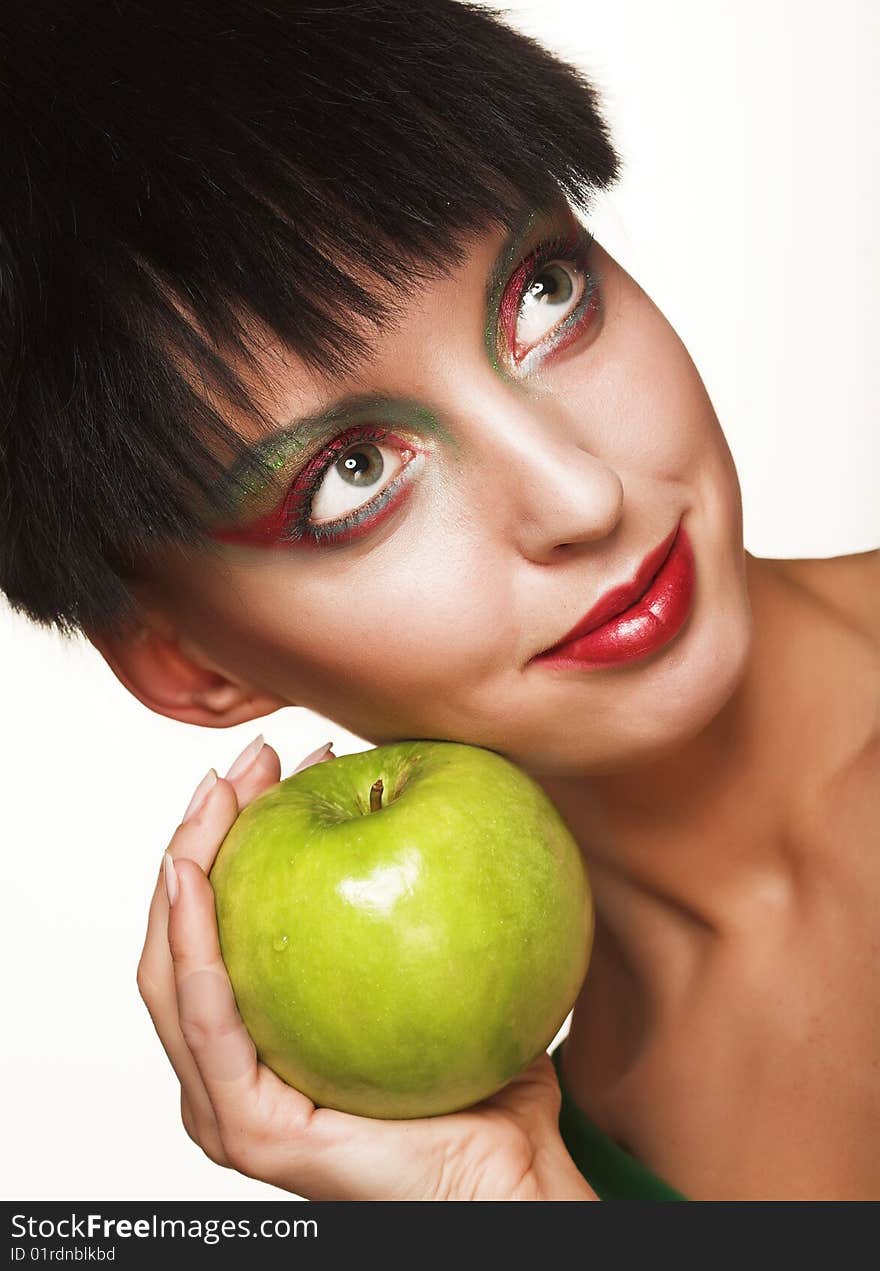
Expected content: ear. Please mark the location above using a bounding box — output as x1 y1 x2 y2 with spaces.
87 611 290 729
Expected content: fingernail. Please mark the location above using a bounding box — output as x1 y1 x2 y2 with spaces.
292 741 335 774
163 852 179 907
224 733 265 781
182 768 218 823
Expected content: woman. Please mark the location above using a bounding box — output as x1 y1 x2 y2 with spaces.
125 223 879 1201
2 2 877 1199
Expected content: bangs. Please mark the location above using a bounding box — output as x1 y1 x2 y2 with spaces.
0 0 621 635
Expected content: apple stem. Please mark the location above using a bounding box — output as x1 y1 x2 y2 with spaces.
369 779 384 813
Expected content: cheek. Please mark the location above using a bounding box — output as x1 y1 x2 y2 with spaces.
164 529 511 722
556 274 727 487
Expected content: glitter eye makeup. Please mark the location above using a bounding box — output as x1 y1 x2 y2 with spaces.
485 205 601 378
213 426 426 551
209 399 443 551
500 230 599 371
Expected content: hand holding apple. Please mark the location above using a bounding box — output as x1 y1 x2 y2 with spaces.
136 737 599 1200
209 740 593 1119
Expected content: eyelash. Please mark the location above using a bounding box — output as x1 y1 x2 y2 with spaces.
498 227 599 370
225 229 599 550
276 425 421 549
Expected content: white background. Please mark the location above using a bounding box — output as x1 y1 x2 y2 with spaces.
2 1 877 1200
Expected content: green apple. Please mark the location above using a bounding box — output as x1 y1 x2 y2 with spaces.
210 740 592 1119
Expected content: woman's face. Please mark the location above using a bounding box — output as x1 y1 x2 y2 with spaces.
144 201 752 777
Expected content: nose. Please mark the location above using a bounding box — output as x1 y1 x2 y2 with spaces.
468 388 625 562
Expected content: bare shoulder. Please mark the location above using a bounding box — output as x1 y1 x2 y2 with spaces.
770 548 880 647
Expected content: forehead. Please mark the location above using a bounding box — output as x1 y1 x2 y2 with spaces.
223 198 575 434
192 203 544 452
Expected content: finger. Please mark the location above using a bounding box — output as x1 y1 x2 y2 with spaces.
290 740 336 775
140 882 226 1147
143 741 278 966
140 750 269 977
221 735 283 810
167 857 315 1156
483 1052 561 1122
149 737 329 1002
137 775 241 1144
159 741 324 1105
167 857 522 1198
138 744 303 1162
138 750 280 1171
167 862 464 1196
181 1088 230 1169
139 773 239 984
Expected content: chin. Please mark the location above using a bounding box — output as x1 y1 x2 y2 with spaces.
587 557 755 773
591 476 754 772
515 544 754 779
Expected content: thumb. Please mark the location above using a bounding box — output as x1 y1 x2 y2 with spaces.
482 1051 563 1123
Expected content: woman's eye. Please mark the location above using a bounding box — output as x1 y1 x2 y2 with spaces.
492 226 598 372
309 438 406 525
515 260 585 356
208 427 423 551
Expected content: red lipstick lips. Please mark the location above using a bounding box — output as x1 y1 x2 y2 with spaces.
534 522 695 669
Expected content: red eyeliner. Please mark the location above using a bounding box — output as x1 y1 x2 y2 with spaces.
498 253 532 351
210 497 292 549
523 286 600 367
306 473 419 548
499 233 599 366
210 432 422 550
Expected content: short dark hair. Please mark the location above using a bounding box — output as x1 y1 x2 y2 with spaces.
0 0 620 637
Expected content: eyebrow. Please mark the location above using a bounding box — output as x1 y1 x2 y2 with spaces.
218 199 567 495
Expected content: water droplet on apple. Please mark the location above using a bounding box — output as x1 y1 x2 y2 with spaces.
272 934 289 952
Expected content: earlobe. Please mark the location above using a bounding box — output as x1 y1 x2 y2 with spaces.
88 617 290 728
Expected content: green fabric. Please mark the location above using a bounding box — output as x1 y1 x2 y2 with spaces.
551 1041 687 1200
